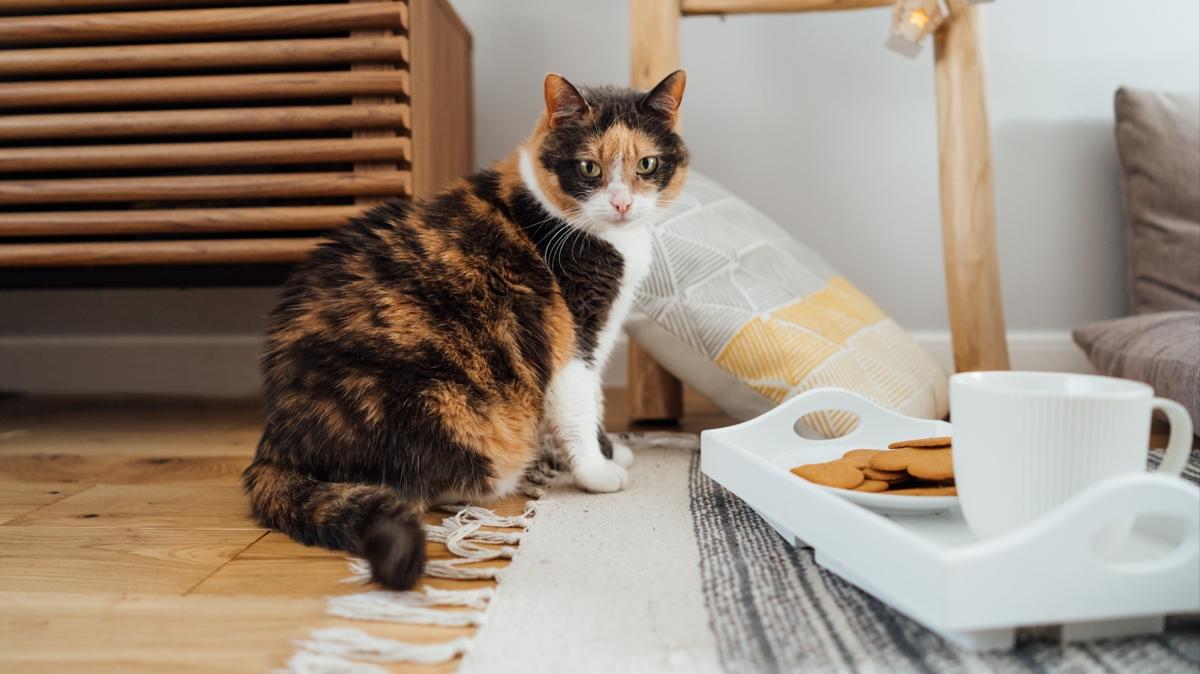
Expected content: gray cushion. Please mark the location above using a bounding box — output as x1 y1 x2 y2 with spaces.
1114 88 1200 314
1073 311 1200 432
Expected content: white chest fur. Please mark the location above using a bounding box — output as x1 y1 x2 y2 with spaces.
516 146 652 372
593 225 651 371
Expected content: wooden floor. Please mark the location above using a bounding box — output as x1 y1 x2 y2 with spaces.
0 389 732 674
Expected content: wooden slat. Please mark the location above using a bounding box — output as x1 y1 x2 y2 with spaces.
0 71 410 109
0 138 411 172
0 171 411 205
0 104 411 141
0 36 410 77
0 4 409 47
0 206 362 237
350 0 401 204
0 238 324 267
682 0 889 13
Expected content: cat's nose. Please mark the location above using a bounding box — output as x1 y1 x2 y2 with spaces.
609 195 632 216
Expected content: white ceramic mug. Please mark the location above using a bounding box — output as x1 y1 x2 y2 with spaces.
950 371 1193 542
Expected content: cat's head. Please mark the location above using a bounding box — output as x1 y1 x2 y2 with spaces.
521 71 689 233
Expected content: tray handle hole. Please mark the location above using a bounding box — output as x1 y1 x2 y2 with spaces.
794 410 861 440
1091 513 1194 571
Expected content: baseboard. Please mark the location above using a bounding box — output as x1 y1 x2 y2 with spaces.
0 334 264 397
907 330 1094 375
0 329 1089 397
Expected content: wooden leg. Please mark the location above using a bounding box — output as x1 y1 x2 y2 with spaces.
628 342 683 423
629 0 685 423
933 1 1010 372
630 0 681 90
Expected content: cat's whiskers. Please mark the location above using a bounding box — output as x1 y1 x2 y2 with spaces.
543 221 577 271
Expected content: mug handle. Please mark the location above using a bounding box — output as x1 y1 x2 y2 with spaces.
1151 397 1193 476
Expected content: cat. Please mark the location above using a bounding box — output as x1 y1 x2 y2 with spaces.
242 70 689 590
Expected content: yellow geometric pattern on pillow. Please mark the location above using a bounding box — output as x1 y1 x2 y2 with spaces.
821 276 888 325
716 275 880 393
716 315 839 388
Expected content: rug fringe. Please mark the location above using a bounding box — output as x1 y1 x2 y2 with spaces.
426 522 522 546
279 651 391 674
339 558 373 585
341 554 503 582
614 430 700 451
289 628 472 667
438 503 537 528
424 557 502 580
284 503 531 670
327 589 491 626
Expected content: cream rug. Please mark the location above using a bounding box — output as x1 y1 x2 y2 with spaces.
459 444 1200 674
458 441 722 674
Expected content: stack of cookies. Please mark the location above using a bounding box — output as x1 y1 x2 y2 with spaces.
789 436 956 496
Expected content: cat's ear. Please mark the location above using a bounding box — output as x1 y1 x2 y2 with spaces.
544 73 589 128
640 69 686 125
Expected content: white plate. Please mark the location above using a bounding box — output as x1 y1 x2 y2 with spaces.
772 443 958 516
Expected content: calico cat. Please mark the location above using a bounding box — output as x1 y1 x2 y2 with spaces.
243 70 689 590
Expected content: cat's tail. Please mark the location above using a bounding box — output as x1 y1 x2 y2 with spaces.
242 461 426 590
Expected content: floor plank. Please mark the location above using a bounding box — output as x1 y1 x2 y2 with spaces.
5 485 261 530
0 454 248 486
0 592 466 674
0 428 259 458
0 482 91 525
0 528 265 594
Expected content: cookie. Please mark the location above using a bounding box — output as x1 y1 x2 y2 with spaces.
853 479 889 493
904 449 954 481
887 436 952 449
888 485 957 496
862 466 908 483
790 460 865 490
867 448 924 472
841 449 882 470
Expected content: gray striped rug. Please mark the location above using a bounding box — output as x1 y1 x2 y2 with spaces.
689 449 1200 673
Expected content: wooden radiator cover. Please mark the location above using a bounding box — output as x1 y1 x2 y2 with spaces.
0 0 472 270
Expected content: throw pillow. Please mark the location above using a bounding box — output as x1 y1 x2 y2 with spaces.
1073 311 1200 433
1114 87 1200 313
626 172 948 437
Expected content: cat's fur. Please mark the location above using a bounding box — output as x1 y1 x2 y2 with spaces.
243 71 689 590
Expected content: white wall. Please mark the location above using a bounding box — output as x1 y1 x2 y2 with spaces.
1 0 1196 394
452 0 1200 330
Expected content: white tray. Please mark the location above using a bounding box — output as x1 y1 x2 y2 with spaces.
700 388 1200 651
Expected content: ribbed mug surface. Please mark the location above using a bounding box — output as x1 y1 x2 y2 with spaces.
951 372 1155 540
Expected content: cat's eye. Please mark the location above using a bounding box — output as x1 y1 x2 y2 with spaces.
636 156 659 175
577 160 601 178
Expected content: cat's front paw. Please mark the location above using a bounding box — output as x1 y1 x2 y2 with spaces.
520 480 550 498
610 439 634 468
573 459 629 493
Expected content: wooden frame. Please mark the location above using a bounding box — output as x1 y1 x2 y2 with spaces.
629 0 1010 422
0 0 472 269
